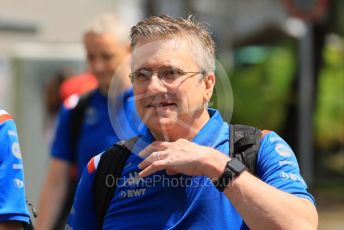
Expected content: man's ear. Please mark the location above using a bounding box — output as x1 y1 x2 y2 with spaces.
126 43 131 52
203 73 215 103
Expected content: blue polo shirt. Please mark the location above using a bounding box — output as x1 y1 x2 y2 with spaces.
0 110 30 224
67 109 315 229
51 88 144 179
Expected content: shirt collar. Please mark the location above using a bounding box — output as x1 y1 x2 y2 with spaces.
133 108 224 154
191 108 224 147
94 88 108 102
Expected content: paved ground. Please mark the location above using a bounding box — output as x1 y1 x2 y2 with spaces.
318 207 344 230
315 186 344 230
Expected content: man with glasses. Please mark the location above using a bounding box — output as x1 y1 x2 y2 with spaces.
68 15 318 229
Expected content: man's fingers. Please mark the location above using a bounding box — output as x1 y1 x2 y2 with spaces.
138 151 157 169
166 169 178 175
138 141 166 158
138 145 155 158
138 151 166 169
138 160 167 177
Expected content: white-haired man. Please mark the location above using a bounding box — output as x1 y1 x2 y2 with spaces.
36 14 143 229
68 15 318 229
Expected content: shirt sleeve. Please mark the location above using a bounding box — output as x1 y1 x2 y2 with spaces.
66 155 100 229
0 112 30 223
256 131 315 204
50 105 74 162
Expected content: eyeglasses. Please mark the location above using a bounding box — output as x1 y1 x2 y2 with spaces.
129 67 205 86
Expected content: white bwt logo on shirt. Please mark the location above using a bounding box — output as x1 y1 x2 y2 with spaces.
279 171 306 186
13 178 24 188
119 188 147 198
275 144 293 158
118 171 147 199
85 107 98 125
11 142 22 159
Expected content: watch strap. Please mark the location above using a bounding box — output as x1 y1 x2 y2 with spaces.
213 158 247 192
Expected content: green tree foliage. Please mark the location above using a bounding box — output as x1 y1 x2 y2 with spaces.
229 45 295 131
315 41 344 149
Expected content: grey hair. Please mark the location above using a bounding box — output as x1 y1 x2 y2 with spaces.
84 14 130 44
130 15 216 73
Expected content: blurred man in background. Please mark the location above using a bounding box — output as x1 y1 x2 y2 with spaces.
36 14 143 229
43 70 98 144
0 110 31 229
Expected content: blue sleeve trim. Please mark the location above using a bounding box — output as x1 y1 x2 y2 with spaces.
294 193 316 206
0 214 30 224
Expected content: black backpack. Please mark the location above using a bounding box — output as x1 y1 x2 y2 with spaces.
93 124 262 229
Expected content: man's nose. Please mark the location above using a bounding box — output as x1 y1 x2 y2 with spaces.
90 58 105 73
146 74 167 94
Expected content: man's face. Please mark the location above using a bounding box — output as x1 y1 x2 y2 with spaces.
84 32 129 93
131 37 215 138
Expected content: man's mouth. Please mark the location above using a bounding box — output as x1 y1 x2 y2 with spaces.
146 102 177 108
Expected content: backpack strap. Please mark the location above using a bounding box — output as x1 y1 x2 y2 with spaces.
230 124 262 175
93 136 140 229
70 90 95 162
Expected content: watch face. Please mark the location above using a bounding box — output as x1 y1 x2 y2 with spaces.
213 159 247 192
228 158 247 174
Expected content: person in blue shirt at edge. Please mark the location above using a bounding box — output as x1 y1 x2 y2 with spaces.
0 110 30 229
36 14 144 229
67 15 318 229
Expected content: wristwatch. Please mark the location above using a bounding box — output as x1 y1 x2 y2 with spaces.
213 158 247 192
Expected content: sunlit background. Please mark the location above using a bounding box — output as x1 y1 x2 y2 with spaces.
0 0 343 229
